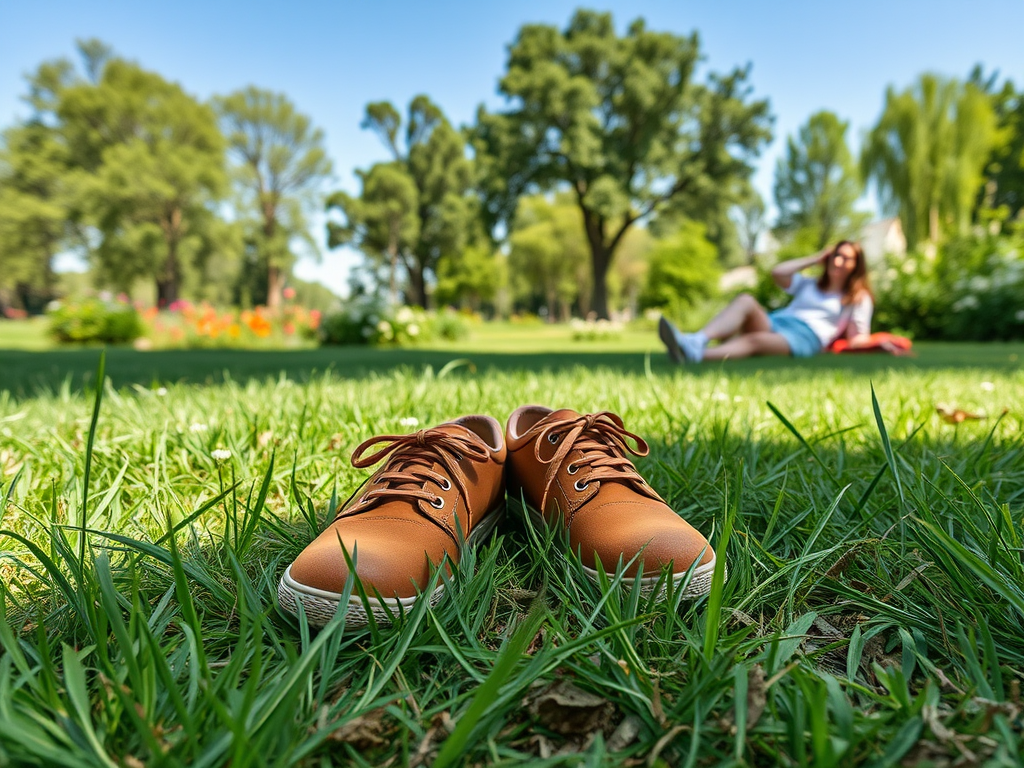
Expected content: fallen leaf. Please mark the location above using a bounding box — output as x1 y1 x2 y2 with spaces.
936 404 985 424
326 708 388 749
526 680 615 736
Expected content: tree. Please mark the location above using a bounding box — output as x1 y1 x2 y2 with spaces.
349 96 476 308
774 111 865 248
0 122 71 311
972 69 1024 224
216 87 332 309
508 195 588 320
861 74 999 249
607 226 653 317
434 244 505 311
326 162 419 305
54 53 229 304
732 191 766 264
473 9 772 318
639 220 720 313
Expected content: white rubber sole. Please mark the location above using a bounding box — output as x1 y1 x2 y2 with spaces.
581 554 720 599
278 503 505 629
519 497 722 600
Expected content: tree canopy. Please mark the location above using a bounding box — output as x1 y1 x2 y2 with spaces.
216 87 332 309
774 110 865 248
329 96 476 308
474 9 772 317
862 74 1000 248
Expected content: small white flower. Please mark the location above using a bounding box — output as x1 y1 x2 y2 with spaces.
396 306 415 323
189 422 209 433
156 387 168 397
712 391 729 402
980 381 995 392
733 395 744 403
407 323 420 336
399 417 420 428
211 449 231 461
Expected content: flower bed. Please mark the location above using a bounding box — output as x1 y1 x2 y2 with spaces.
138 301 321 350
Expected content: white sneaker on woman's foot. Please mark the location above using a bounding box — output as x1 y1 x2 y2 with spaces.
659 316 707 363
679 332 707 363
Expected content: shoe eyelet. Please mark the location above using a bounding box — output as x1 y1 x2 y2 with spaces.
439 477 452 491
567 463 579 475
453 452 463 462
547 433 559 444
574 479 589 492
430 497 445 509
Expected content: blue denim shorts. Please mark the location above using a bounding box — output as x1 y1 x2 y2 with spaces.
769 314 822 358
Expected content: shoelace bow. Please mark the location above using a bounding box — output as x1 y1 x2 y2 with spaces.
529 412 651 512
344 427 489 516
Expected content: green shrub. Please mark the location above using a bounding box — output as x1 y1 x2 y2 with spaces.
873 232 1024 341
427 308 471 342
639 221 721 315
320 301 451 347
48 299 143 344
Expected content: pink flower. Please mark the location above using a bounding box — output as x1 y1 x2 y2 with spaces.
283 287 297 300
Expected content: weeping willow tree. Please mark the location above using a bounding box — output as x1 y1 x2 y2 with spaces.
861 74 1001 249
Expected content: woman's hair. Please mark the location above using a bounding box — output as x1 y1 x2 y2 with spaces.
817 240 873 304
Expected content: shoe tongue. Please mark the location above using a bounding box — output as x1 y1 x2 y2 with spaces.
543 408 583 424
433 421 481 442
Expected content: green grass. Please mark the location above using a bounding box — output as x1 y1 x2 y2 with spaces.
1 345 1023 766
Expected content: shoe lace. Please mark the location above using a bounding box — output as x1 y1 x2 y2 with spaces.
343 427 489 515
528 412 651 512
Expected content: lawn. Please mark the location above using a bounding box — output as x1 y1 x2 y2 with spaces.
0 340 1022 766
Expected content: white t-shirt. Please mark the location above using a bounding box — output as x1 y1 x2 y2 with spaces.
774 273 873 347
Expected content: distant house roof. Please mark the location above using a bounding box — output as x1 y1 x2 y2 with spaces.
860 217 906 263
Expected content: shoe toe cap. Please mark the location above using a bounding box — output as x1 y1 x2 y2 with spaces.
570 501 714 576
287 519 451 599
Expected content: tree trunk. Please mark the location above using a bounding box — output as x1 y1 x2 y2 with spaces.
156 278 179 307
262 206 285 310
589 248 611 320
157 239 180 307
267 265 285 310
388 241 400 307
582 209 613 319
408 263 428 308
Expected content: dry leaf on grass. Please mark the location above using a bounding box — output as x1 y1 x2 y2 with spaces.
526 680 615 736
325 707 388 749
935 404 985 424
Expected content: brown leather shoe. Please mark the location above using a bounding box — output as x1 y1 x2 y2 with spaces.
505 406 717 597
279 416 506 628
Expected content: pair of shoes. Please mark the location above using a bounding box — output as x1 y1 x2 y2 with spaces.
278 406 719 629
658 316 706 364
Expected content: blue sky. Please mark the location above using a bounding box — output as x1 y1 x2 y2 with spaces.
2 1 1023 294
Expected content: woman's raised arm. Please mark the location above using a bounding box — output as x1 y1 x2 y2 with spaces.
770 247 830 289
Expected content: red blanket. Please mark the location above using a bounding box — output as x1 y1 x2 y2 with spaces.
830 332 913 355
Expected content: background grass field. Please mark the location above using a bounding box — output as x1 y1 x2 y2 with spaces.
1 339 1022 766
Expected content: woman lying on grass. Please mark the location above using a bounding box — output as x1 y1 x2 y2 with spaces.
660 240 875 362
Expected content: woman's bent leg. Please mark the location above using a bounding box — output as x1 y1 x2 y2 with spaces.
702 332 791 360
701 294 773 341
